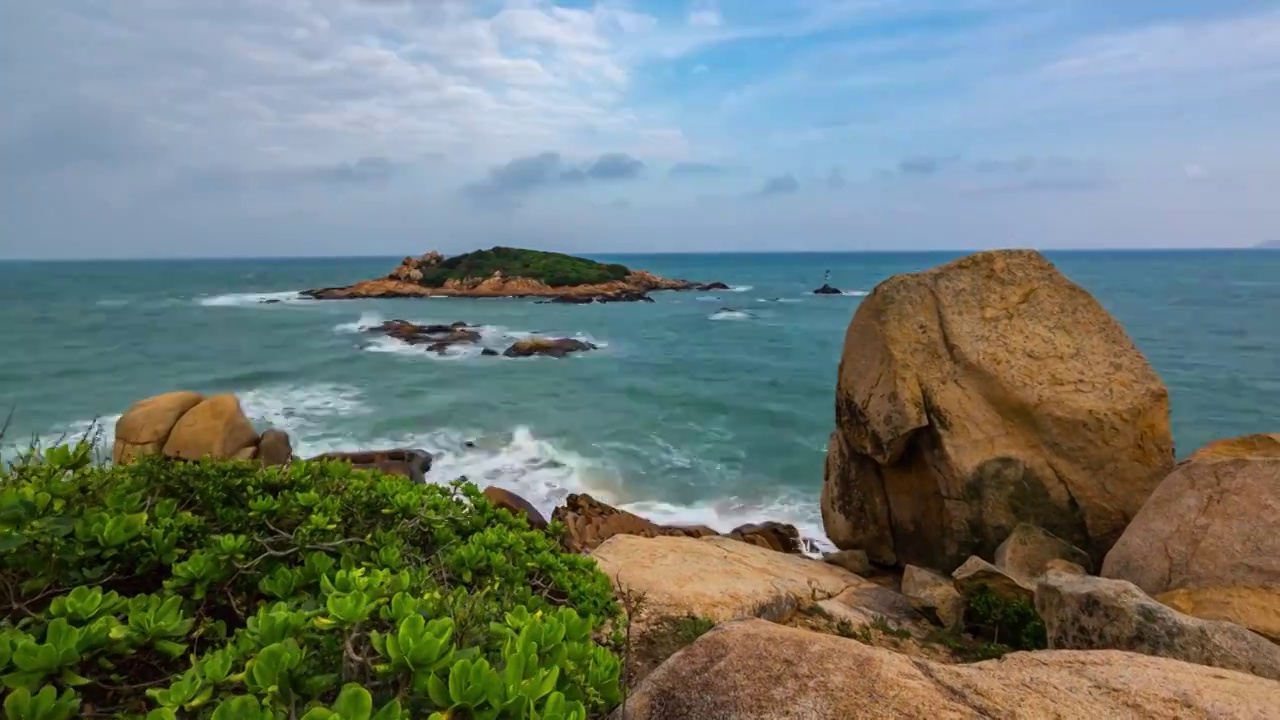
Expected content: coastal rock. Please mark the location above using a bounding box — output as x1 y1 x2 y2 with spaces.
618 619 1280 720
308 449 432 484
823 549 872 575
821 249 1173 571
112 391 205 464
551 494 713 553
590 535 871 626
725 521 803 554
1102 436 1280 603
696 282 730 291
257 429 293 467
994 523 1092 582
1157 586 1280 643
1035 570 1280 680
502 337 596 358
369 320 481 354
902 565 964 630
481 486 548 530
161 394 259 461
952 555 1034 606
812 283 843 295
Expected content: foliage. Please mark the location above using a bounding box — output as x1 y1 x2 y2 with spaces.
415 248 631 289
963 585 1046 652
0 442 623 719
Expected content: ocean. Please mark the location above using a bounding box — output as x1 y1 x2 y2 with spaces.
2 250 1278 548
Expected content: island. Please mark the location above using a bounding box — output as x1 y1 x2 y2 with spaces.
302 247 720 302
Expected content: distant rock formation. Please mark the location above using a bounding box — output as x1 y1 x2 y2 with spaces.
812 283 843 295
821 249 1174 571
502 337 597 358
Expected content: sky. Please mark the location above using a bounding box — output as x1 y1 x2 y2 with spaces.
1 0 1279 258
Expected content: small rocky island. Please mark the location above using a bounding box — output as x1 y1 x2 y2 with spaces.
303 247 718 302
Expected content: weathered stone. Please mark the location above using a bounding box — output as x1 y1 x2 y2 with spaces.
816 584 931 635
1102 439 1280 601
994 523 1092 582
308 449 432 484
257 429 293 467
161 394 259 461
952 555 1034 605
617 619 1280 720
902 565 964 630
481 486 548 530
822 250 1173 571
1157 586 1280 644
1044 558 1087 576
231 445 258 461
726 521 803 554
1035 570 1280 680
112 391 205 464
823 549 871 575
590 535 868 626
551 494 718 553
503 337 596 358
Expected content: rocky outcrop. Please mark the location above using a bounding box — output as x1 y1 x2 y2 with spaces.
481 486 548 530
618 619 1280 720
539 290 655 304
367 320 482 354
823 549 871 575
902 565 964 630
812 283 842 295
257 429 293 467
551 494 718 553
112 391 205 464
994 523 1092 582
1035 570 1280 680
951 555 1034 606
161 394 259 461
502 338 597 358
725 521 803 554
308 449 432 484
821 249 1173 571
1102 436 1280 603
591 535 867 626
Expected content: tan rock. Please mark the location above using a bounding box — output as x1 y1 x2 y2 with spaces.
231 445 258 461
551 493 717 553
307 449 431 484
482 486 548 530
1102 441 1280 598
1044 558 1087 575
824 549 872 575
160 394 258 461
1188 432 1280 461
822 250 1173 571
902 565 964 630
618 619 1280 720
112 391 205 464
726 521 803 554
994 523 1092 582
590 535 866 625
952 555 1033 605
1035 570 1280 680
1158 586 1280 643
257 429 293 467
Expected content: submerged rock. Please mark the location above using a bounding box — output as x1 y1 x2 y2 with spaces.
812 283 843 295
821 249 1174 570
368 319 481 354
502 337 597 358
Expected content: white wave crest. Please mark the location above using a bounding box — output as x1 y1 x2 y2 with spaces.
727 285 753 293
198 290 306 307
843 290 869 297
709 309 753 321
695 295 722 302
337 314 606 360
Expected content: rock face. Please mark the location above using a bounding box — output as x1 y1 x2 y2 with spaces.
618 619 1280 720
551 494 718 553
502 337 597 358
1102 437 1280 602
1157 586 1280 644
821 249 1173 571
902 565 964 630
481 486 548 530
1035 570 1280 680
590 535 868 625
113 391 206 464
725 522 803 554
161 394 260 461
952 555 1034 605
308 449 432 484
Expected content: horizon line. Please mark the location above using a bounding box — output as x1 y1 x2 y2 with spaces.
0 246 1274 263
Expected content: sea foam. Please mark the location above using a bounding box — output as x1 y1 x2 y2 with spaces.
198 290 307 307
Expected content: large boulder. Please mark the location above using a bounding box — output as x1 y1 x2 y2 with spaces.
725 521 803 554
994 523 1092 581
1035 570 1280 680
821 250 1173 570
113 391 205 464
481 486 547 530
1102 436 1280 600
590 535 870 626
902 565 964 630
1157 586 1280 644
257 429 293 467
551 494 716 554
161 394 259 461
308 449 432 484
617 619 1280 720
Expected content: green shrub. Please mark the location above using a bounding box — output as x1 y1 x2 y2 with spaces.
415 248 631 288
963 584 1046 653
0 442 622 719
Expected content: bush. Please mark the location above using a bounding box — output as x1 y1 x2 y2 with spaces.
963 584 1046 653
415 248 631 289
0 442 623 719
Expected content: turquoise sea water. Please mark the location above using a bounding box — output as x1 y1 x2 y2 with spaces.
2 251 1278 547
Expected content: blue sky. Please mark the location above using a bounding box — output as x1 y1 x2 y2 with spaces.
2 0 1278 257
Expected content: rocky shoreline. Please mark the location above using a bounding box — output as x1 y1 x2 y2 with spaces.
302 249 724 302
107 248 1280 717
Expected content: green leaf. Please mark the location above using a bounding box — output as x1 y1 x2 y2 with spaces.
332 684 374 720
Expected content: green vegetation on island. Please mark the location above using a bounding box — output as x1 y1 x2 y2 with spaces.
0 441 623 720
415 248 631 288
